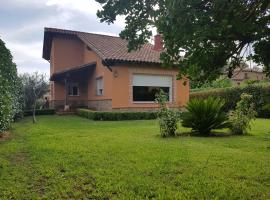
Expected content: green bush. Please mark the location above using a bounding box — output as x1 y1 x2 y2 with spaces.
24 109 55 117
0 39 22 134
182 97 229 136
156 90 178 137
76 109 157 121
229 93 257 135
190 84 270 118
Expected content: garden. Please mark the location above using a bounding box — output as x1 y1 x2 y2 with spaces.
1 84 270 199
0 116 270 199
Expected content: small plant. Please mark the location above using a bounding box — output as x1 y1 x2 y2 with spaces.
182 97 229 136
229 93 257 135
155 90 178 137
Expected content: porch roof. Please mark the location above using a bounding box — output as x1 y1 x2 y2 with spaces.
50 62 96 81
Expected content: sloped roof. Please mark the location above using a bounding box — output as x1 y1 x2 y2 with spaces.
43 27 162 65
50 62 96 81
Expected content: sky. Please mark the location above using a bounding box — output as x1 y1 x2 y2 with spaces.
0 0 125 75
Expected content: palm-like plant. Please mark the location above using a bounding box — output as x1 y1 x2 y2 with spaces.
182 97 229 135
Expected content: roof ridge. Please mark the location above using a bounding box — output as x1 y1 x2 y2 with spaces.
44 27 121 38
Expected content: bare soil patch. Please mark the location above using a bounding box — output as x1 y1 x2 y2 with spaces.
0 131 11 142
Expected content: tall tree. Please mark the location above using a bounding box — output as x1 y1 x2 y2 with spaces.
95 0 270 82
0 38 22 134
20 73 49 123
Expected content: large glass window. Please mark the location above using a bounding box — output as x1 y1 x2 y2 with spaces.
68 83 79 96
133 86 169 101
132 74 172 102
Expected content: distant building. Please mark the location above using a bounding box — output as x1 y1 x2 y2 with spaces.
231 66 265 85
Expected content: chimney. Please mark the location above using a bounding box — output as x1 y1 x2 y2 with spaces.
153 34 163 51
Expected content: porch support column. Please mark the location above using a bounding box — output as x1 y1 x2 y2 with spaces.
64 76 68 106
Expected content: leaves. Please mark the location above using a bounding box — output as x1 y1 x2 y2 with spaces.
155 90 178 137
229 93 257 135
182 97 229 135
96 0 270 82
20 72 49 123
0 39 22 133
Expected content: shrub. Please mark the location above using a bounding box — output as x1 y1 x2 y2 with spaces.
0 39 22 134
24 109 55 117
76 109 157 121
182 97 229 136
155 90 178 137
229 93 257 135
190 84 270 118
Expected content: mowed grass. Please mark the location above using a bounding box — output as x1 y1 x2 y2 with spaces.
0 116 270 199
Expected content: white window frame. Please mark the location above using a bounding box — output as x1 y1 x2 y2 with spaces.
132 74 173 103
68 83 79 96
96 77 104 96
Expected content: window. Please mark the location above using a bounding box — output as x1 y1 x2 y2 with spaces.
132 74 172 102
96 77 104 96
68 83 79 96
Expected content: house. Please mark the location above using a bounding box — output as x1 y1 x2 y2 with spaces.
231 66 265 85
42 28 189 111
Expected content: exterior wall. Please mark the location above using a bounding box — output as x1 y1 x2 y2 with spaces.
50 37 90 109
49 36 190 111
88 100 112 111
232 70 265 85
84 46 113 110
111 64 189 110
51 36 84 73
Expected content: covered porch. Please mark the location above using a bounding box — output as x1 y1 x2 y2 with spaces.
50 62 96 110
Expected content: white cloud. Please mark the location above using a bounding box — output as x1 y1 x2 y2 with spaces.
46 0 101 15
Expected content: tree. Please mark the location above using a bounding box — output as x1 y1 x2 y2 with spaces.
0 38 22 134
95 0 270 83
20 73 49 123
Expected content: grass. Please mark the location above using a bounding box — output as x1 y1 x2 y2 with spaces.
0 116 270 199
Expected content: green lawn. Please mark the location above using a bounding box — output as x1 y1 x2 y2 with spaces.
0 116 270 199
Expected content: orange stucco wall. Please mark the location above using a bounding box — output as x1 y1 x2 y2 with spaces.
50 36 189 110
52 36 84 73
50 36 88 103
111 65 189 109
83 46 113 101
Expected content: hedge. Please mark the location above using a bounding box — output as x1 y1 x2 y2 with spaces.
190 84 270 118
76 109 158 121
24 109 56 117
0 39 22 133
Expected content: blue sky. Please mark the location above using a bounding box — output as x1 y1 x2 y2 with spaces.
0 0 125 75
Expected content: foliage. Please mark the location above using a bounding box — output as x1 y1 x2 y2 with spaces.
191 76 233 90
96 0 270 82
229 93 257 135
190 83 270 118
0 38 22 134
155 90 178 137
77 109 157 121
24 109 55 117
182 97 229 135
20 72 49 123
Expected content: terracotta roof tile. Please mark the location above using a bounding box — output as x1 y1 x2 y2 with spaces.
43 27 162 64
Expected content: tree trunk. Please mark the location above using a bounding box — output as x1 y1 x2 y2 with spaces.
32 100 37 123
